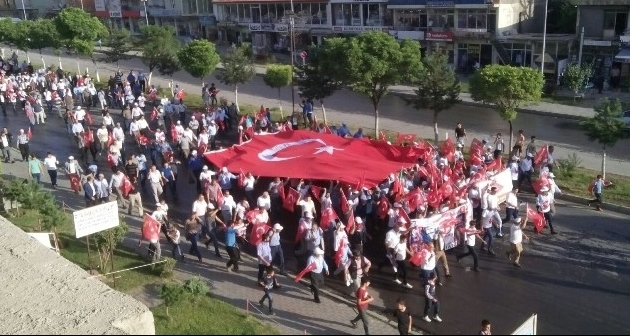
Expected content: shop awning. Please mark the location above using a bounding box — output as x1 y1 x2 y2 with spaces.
614 48 630 62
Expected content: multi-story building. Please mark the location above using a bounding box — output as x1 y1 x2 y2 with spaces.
571 0 630 82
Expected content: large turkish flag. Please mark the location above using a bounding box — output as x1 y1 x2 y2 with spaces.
204 131 424 187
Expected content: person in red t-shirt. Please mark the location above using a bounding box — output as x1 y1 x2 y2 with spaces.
350 277 373 335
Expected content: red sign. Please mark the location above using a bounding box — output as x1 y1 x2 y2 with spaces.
426 31 454 42
300 51 307 59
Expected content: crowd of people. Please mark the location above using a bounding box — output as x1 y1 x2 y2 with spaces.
3 52 612 335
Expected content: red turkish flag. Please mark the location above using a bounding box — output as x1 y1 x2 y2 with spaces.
237 170 245 188
340 189 350 214
534 145 549 169
320 207 338 230
150 107 158 121
404 188 424 210
68 173 81 192
470 138 484 157
175 89 186 100
120 175 133 197
438 181 455 199
532 177 550 195
85 112 93 125
440 137 455 162
294 262 317 283
310 185 323 202
249 222 271 246
27 127 33 140
170 123 179 142
106 132 115 148
107 153 117 168
142 214 161 241
345 208 356 234
427 189 442 209
377 195 389 219
204 130 423 187
283 187 299 212
334 238 347 267
246 209 261 223
486 157 502 171
526 203 546 232
396 133 416 145
409 245 431 267
396 208 412 229
198 142 208 154
138 134 149 146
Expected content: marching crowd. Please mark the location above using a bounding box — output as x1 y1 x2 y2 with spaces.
1 51 613 336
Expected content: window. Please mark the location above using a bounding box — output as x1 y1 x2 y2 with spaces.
242 4 251 22
261 4 270 23
457 9 487 31
364 4 384 26
603 11 628 35
396 9 420 30
427 9 454 31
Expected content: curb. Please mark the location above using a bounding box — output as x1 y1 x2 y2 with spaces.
556 193 630 216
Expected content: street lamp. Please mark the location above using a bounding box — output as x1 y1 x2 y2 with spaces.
540 0 549 75
288 0 296 115
20 0 26 20
141 0 149 26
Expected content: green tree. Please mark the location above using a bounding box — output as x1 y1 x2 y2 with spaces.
177 40 220 83
0 18 14 46
161 282 186 317
263 64 293 117
407 52 460 144
156 52 182 89
469 65 544 149
54 7 108 73
6 20 33 62
137 25 181 87
580 98 630 179
563 63 592 101
94 218 129 273
28 19 63 70
294 46 341 124
321 32 423 135
99 28 133 70
547 0 577 34
216 45 256 112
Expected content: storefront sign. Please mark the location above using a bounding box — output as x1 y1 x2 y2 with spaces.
275 24 289 32
249 23 262 31
332 26 387 32
426 31 454 41
427 0 455 7
149 9 182 16
217 22 236 27
620 35 630 44
249 23 291 32
199 16 216 26
583 39 612 47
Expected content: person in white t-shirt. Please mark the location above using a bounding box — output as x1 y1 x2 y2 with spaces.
456 222 482 272
536 187 556 234
393 235 413 288
507 217 529 268
257 191 271 211
43 151 59 187
298 195 316 217
242 172 257 205
147 165 164 203
220 190 237 223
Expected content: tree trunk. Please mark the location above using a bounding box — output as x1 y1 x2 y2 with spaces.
234 85 240 113
508 120 514 152
321 100 327 125
76 56 81 76
374 105 380 137
148 71 153 88
58 56 63 70
25 51 30 63
433 111 439 145
601 146 607 181
277 88 283 121
40 53 46 70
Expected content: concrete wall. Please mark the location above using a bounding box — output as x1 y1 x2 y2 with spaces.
0 216 155 335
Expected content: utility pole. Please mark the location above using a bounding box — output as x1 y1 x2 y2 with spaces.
289 0 296 114
142 0 149 26
578 26 585 65
20 0 26 20
540 0 549 75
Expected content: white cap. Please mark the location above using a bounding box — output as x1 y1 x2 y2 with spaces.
155 203 162 207
177 120 181 125
548 173 555 178
304 211 314 218
397 216 406 223
527 152 534 157
207 203 215 210
512 155 519 160
443 176 449 181
238 125 244 131
191 150 198 155
314 247 325 255
512 217 522 223
222 167 228 173
389 173 395 180
459 199 467 205
273 223 283 231
393 202 402 208
456 143 463 148
68 156 74 160
540 187 550 192
355 216 363 224
202 165 208 170
398 227 407 232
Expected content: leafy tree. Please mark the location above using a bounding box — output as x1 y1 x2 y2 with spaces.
137 25 181 87
99 28 133 70
54 7 108 73
28 19 63 69
294 46 341 124
563 63 592 101
216 45 256 112
0 19 14 46
320 32 423 135
94 217 129 273
547 0 577 34
580 98 630 179
263 64 293 116
407 52 460 144
6 20 33 62
469 65 544 149
177 40 220 83
161 282 186 317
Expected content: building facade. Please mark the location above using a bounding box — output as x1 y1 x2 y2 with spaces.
572 0 630 84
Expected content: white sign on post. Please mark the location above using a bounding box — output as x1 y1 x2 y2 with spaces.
73 202 120 238
511 314 538 335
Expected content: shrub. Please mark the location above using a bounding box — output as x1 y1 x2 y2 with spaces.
557 153 582 178
154 257 176 279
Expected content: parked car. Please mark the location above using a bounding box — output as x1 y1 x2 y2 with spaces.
621 110 630 127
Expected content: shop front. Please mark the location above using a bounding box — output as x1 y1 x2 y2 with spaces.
249 23 291 56
425 31 455 66
331 0 392 35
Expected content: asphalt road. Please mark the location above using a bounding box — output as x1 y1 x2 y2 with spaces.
2 49 629 335
18 48 630 176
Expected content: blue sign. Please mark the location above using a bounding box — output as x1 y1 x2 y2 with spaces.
199 15 216 26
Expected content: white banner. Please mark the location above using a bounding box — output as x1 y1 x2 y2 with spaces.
409 168 513 250
73 202 120 238
512 314 538 335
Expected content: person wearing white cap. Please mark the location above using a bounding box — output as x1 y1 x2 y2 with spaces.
454 143 464 161
536 187 557 234
242 172 257 206
304 221 325 258
333 222 352 286
379 224 403 272
547 172 562 201
189 115 200 135
504 187 520 225
65 156 83 175
393 234 413 289
306 247 329 303
509 155 520 188
456 221 482 272
518 152 534 190
507 217 529 268
15 129 29 161
480 186 502 254
269 223 286 274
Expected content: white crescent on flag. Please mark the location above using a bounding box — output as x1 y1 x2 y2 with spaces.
258 138 343 162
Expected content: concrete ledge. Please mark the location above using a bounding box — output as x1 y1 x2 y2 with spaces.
556 193 630 215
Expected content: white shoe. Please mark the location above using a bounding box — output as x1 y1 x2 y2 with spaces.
346 280 352 287
393 279 402 284
423 316 431 322
403 283 413 289
434 315 442 322
392 266 398 273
